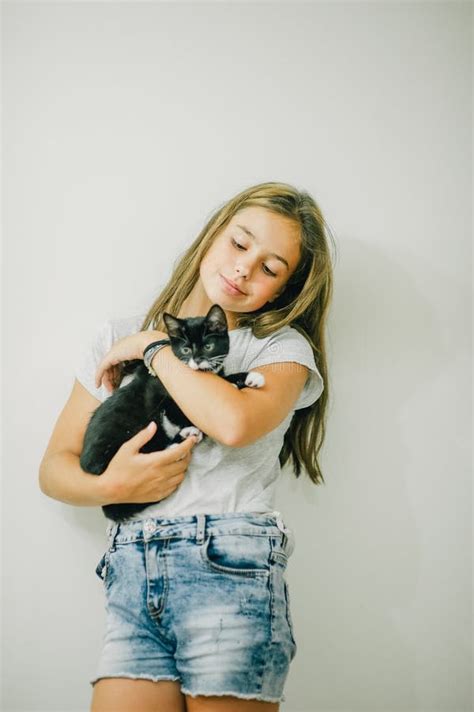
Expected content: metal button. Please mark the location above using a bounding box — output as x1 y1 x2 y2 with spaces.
144 519 156 534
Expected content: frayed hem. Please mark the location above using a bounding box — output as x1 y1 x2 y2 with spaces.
89 673 181 687
180 686 285 703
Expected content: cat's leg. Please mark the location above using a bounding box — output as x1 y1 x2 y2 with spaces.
222 372 250 388
177 426 204 443
223 371 266 389
244 371 265 388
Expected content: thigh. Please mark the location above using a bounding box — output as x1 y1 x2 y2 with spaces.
185 694 279 711
90 678 186 712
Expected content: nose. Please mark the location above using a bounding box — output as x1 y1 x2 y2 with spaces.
234 258 252 279
235 265 247 278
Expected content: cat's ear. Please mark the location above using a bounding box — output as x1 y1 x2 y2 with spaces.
163 312 184 339
206 304 228 333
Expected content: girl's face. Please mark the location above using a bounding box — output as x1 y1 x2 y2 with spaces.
198 206 301 326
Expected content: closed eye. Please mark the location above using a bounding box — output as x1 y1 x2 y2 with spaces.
231 239 277 277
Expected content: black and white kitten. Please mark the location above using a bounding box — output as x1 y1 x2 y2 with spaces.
79 303 265 522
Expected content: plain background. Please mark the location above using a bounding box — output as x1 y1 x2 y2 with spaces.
2 2 472 711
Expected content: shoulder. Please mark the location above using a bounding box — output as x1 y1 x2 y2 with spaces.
104 313 148 341
89 313 148 352
245 324 316 367
243 324 324 410
74 313 147 402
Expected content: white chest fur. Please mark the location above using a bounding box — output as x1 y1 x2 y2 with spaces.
160 411 181 440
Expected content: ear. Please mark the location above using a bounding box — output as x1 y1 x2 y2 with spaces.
206 303 228 333
163 312 184 338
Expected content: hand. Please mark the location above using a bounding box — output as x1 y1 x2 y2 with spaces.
95 329 169 392
99 421 198 504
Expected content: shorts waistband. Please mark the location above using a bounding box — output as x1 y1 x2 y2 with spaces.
105 510 294 557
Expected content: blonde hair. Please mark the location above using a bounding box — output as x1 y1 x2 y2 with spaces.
138 181 336 485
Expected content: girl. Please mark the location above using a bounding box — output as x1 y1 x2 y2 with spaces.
39 181 335 712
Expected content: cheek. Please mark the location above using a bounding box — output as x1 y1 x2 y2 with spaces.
199 252 216 279
263 282 281 298
249 284 278 306
262 283 285 305
201 243 226 273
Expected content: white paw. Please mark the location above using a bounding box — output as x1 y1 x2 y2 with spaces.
179 426 203 443
245 371 265 388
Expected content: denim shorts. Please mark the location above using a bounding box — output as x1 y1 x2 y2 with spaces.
91 510 297 704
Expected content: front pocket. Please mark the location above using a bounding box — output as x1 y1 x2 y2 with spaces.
200 533 271 577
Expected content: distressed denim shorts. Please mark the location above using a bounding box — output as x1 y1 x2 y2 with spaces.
91 510 297 704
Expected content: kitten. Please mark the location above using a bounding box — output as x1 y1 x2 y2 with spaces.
79 303 265 522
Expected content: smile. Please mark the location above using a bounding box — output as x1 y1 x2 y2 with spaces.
220 275 246 296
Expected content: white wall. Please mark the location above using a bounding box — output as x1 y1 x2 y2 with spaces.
2 2 471 711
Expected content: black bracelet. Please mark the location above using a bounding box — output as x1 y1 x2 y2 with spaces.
143 339 171 377
143 339 171 358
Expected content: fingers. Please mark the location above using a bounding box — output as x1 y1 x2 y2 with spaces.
126 421 158 451
139 435 198 464
108 364 122 391
95 363 110 390
95 358 121 390
124 422 199 470
167 436 199 462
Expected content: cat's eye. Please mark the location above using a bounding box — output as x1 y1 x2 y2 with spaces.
204 344 214 351
181 346 192 354
231 238 277 277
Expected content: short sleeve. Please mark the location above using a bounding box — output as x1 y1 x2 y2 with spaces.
246 327 324 410
74 320 115 403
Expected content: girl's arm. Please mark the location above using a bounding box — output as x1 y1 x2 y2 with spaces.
151 349 309 448
93 331 308 448
229 362 309 446
150 346 243 447
40 450 109 506
39 379 114 505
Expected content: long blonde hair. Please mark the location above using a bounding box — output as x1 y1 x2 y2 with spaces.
139 181 336 485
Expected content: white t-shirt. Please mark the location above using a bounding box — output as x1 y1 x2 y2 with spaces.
75 314 324 519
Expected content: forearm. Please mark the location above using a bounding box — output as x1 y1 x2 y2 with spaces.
39 451 109 506
150 346 243 446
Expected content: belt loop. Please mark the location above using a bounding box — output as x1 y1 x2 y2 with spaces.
106 521 120 551
196 514 206 544
273 511 290 551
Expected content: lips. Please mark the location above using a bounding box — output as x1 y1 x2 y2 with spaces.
221 275 246 295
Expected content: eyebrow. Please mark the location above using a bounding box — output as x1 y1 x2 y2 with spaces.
235 224 290 271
